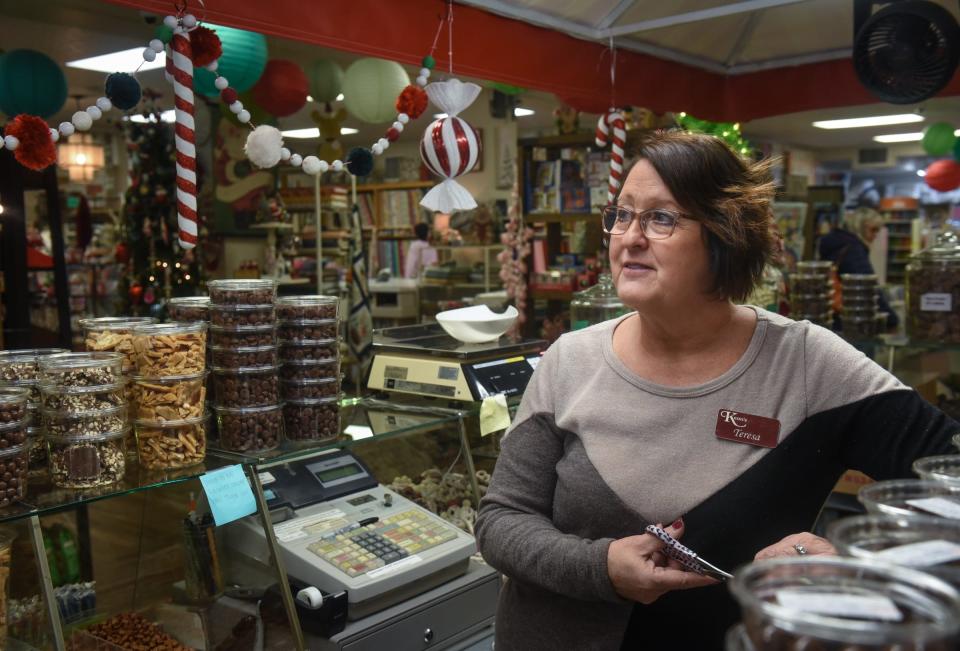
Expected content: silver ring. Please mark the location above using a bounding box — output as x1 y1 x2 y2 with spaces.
793 544 807 556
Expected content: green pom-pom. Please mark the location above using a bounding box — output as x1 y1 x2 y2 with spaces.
421 55 435 70
154 24 174 44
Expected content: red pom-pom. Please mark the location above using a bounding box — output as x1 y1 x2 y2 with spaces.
5 114 56 171
386 127 400 142
396 85 428 119
221 88 238 105
190 26 222 67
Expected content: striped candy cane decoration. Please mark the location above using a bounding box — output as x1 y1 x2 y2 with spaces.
171 28 198 250
595 110 626 204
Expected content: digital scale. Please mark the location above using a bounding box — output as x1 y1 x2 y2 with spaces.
227 450 477 620
367 323 547 402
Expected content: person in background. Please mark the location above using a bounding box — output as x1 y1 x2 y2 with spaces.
818 207 898 330
404 222 438 279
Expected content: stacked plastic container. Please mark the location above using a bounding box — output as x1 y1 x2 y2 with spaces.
130 322 209 470
38 353 128 488
790 261 833 327
0 387 31 506
208 279 282 453
276 296 341 445
0 348 68 478
840 273 884 339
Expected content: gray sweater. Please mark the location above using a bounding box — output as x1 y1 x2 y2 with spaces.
476 309 958 650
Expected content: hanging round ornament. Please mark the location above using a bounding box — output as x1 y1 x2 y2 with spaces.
193 24 267 97
342 58 409 124
0 50 68 118
922 122 957 157
308 58 344 104
924 159 960 192
251 59 308 117
419 78 482 213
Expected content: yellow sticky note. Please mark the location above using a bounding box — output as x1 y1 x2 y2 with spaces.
480 393 511 437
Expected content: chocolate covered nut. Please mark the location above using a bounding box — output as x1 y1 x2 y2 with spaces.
208 279 277 305
209 304 276 327
39 383 125 413
0 387 29 424
215 405 281 452
276 295 339 320
135 416 207 470
167 296 210 322
0 348 68 382
0 445 28 507
131 374 205 421
211 367 279 407
278 320 338 341
283 400 339 442
279 360 339 380
132 323 207 376
280 378 339 401
210 325 276 348
40 353 124 387
0 421 28 449
279 339 339 362
210 345 278 368
48 431 126 488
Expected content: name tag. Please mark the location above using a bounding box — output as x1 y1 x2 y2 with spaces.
715 409 780 448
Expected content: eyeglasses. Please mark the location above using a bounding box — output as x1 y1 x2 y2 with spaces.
600 206 687 239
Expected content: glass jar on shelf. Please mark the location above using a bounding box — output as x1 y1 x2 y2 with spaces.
906 232 960 343
569 273 631 330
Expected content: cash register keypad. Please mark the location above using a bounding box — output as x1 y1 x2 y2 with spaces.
307 509 459 578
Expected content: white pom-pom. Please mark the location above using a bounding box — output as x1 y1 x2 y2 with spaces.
86 106 102 120
302 156 322 175
377 138 388 149
332 160 343 172
215 76 229 90
392 121 403 132
289 154 303 167
59 122 75 136
280 147 291 161
149 39 165 53
143 48 157 62
72 111 93 131
398 113 409 124
96 97 112 112
163 15 178 28
318 160 329 173
416 75 427 87
205 60 218 72
3 136 19 151
372 143 383 155
49 128 59 143
420 67 430 79
244 125 284 169
237 110 251 123
229 101 243 114
182 13 197 28
382 140 390 151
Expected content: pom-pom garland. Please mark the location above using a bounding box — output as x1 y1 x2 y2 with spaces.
346 147 374 177
5 114 58 170
396 85 429 120
220 88 238 105
244 125 284 169
188 26 222 67
72 111 93 132
105 72 142 110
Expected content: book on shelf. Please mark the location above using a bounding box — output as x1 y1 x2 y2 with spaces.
527 159 591 214
375 240 408 277
382 189 427 228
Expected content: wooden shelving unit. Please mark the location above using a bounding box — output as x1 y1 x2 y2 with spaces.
879 197 920 285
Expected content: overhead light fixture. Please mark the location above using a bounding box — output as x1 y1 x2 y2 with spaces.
336 93 344 101
126 109 176 124
306 95 314 102
874 132 923 143
58 134 105 182
514 107 535 117
813 114 924 129
67 47 165 73
280 127 358 139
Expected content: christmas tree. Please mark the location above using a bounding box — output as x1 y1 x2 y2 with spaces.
120 103 205 318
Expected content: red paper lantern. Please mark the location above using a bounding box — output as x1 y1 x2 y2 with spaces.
924 159 960 192
251 59 308 118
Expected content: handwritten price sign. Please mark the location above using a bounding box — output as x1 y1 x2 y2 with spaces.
199 465 257 526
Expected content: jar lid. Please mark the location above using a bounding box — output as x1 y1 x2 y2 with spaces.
279 338 338 347
840 273 878 283
0 444 26 458
208 279 278 290
0 386 30 404
210 323 277 333
796 261 833 271
213 403 283 414
276 295 339 306
79 316 158 331
134 411 210 427
133 322 208 336
210 364 279 374
0 418 28 432
42 403 127 420
0 348 68 360
280 377 338 385
40 352 124 372
283 396 340 407
791 273 831 281
44 427 130 443
570 273 627 309
280 358 339 367
209 344 278 353
828 514 960 560
130 371 207 383
278 318 338 326
913 454 960 483
168 296 211 306
209 303 275 312
912 231 960 262
38 380 127 395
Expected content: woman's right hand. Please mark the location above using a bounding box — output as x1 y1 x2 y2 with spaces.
607 519 719 604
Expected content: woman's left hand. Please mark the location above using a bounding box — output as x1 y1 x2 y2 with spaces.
754 532 837 561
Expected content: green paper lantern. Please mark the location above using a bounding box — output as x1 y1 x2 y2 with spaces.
154 24 174 44
0 49 67 118
922 122 956 157
194 24 268 97
308 59 343 104
341 58 409 124
953 137 960 163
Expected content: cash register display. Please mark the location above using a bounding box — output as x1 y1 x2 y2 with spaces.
315 463 363 483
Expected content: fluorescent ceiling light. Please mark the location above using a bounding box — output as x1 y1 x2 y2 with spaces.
874 132 923 143
280 127 358 138
514 107 535 117
813 114 924 129
126 110 176 124
67 47 165 73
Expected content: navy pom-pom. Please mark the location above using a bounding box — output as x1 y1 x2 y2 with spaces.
346 147 374 177
105 73 142 111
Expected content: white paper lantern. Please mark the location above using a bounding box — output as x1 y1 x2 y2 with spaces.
341 58 409 124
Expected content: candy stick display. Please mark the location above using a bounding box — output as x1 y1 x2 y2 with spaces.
171 28 198 250
595 110 626 204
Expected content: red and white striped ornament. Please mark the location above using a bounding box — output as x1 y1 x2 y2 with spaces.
595 110 626 204
170 27 198 250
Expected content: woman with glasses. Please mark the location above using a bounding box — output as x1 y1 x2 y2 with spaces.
476 131 958 650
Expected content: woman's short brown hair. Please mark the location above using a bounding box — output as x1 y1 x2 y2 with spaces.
617 131 776 303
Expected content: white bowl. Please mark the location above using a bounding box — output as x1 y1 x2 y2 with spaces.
435 305 518 344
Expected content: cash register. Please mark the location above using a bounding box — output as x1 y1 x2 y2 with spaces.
227 450 476 619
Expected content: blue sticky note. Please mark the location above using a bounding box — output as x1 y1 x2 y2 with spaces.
199 465 257 526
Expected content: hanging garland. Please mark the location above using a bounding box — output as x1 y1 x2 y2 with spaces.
675 112 753 156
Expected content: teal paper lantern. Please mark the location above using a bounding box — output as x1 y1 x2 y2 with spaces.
194 24 267 97
922 122 957 157
0 49 67 118
953 137 960 163
308 59 343 103
341 58 409 124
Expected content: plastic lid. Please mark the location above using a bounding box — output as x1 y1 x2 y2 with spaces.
283 396 340 406
279 357 339 366
168 296 211 306
210 364 279 374
858 479 960 516
276 295 339 306
44 427 130 443
0 386 30 404
912 231 960 262
38 380 127 395
840 273 878 283
0 444 26 458
796 261 833 270
0 418 28 432
213 403 283 414
209 344 278 353
42 404 126 420
827 514 960 560
79 316 158 331
277 318 338 326
210 323 277 332
208 279 278 290
209 303 275 311
570 273 626 309
40 352 124 371
134 411 210 427
280 377 338 385
0 348 68 359
279 338 338 346
791 273 831 281
913 455 960 484
130 371 207 383
133 322 208 336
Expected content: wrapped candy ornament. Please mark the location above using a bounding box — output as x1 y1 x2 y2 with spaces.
419 78 482 213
